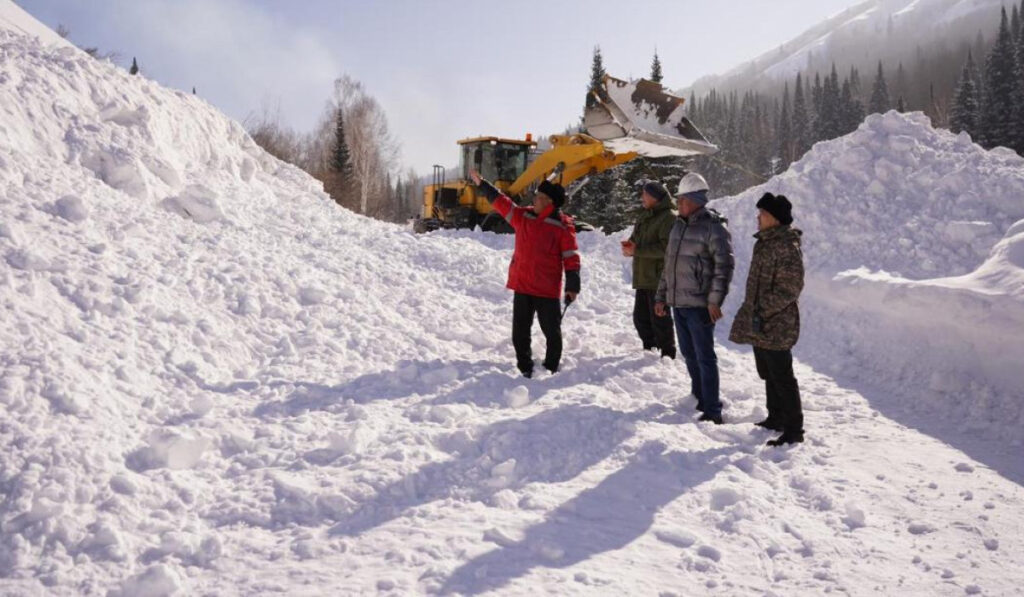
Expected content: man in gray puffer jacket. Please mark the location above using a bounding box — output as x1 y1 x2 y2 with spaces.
655 173 735 424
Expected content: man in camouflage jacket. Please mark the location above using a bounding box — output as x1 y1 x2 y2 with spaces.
729 192 806 446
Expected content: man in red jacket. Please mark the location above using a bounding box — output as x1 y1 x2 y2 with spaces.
470 170 581 378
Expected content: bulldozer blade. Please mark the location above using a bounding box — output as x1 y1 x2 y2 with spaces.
584 74 718 158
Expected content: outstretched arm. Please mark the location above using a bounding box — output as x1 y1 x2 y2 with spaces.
470 169 520 227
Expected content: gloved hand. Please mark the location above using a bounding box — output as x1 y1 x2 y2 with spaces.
564 292 577 306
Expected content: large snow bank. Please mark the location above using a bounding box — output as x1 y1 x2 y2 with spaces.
3 3 1024 594
715 111 1024 445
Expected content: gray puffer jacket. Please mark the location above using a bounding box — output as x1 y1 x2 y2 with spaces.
655 208 735 308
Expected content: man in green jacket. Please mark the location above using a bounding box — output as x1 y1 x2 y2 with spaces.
622 181 676 359
729 192 805 446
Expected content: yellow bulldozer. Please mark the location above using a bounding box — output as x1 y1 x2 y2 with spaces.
413 75 720 233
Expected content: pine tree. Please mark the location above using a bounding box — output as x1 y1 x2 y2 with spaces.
328 108 353 206
650 50 663 83
1013 4 1021 46
980 8 1019 148
792 72 811 158
129 57 139 75
840 77 864 134
896 95 907 112
869 61 890 114
585 45 606 112
778 82 793 167
811 73 824 142
1014 0 1024 153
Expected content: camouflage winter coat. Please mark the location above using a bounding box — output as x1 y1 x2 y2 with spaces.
729 225 804 351
629 198 676 290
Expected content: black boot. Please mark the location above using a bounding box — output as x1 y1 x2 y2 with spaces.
698 413 723 425
766 431 804 446
661 348 676 360
755 418 783 431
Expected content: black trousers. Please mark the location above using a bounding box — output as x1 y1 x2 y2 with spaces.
512 292 562 374
633 289 675 353
754 347 804 433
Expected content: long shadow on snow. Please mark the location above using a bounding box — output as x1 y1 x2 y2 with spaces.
439 441 738 595
786 339 1024 487
252 359 506 417
430 355 650 408
328 403 669 539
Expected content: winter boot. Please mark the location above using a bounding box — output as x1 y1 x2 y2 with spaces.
661 348 676 360
755 418 783 431
766 431 804 447
698 413 723 425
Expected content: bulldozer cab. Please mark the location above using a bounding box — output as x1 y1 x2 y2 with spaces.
458 137 535 184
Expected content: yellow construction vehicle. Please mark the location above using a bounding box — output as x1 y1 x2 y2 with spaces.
414 75 719 233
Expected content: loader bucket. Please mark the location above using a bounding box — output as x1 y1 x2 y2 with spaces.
584 74 718 158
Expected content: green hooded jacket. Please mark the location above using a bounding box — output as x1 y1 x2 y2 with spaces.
629 198 676 290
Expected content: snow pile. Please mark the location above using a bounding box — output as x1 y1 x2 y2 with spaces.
2 4 1024 594
715 111 1024 445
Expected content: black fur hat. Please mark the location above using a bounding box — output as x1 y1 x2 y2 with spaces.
538 180 566 207
756 192 793 225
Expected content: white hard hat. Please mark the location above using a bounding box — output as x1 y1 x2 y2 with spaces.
676 172 709 197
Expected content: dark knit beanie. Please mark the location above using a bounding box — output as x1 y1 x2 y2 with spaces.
538 180 566 208
642 181 670 203
756 192 793 225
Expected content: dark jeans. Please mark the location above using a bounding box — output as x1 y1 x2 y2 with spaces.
754 347 803 433
512 293 562 374
672 307 721 416
633 289 675 353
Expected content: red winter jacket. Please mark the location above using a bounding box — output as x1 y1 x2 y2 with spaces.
484 183 581 299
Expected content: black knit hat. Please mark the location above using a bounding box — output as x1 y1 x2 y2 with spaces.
538 180 566 207
642 181 670 202
756 192 793 225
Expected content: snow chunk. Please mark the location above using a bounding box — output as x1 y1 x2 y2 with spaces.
54 195 89 222
907 522 937 535
327 424 376 456
709 487 742 511
697 545 722 562
297 286 328 306
114 564 182 597
654 529 698 548
503 385 530 408
842 503 867 530
126 431 212 471
160 184 225 223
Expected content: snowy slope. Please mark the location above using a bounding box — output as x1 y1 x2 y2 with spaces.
0 0 69 49
685 0 1005 95
2 4 1024 596
712 111 1024 449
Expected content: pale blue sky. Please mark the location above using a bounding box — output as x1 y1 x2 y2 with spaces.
19 0 860 173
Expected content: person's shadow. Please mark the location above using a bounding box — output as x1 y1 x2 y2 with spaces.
252 359 505 417
438 441 737 595
328 403 667 538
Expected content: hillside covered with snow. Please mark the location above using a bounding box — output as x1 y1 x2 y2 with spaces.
2 2 1024 595
685 0 1006 96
